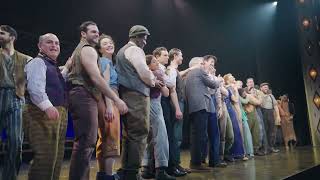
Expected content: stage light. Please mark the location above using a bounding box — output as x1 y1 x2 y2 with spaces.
309 67 318 81
302 18 311 28
272 1 278 6
313 92 320 110
298 0 305 4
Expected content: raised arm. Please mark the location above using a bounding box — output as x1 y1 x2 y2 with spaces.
200 68 220 89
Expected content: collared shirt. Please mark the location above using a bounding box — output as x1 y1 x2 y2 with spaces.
261 93 277 109
99 57 118 89
25 57 67 111
124 41 155 87
0 52 15 88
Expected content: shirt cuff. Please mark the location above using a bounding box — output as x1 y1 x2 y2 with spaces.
37 100 53 111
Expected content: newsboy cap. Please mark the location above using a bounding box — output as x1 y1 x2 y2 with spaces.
260 82 270 88
129 25 150 38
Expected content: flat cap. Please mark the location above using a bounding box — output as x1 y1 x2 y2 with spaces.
260 82 270 88
129 25 150 38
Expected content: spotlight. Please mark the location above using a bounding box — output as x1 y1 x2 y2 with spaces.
272 1 278 6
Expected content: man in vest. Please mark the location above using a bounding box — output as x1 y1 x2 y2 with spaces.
0 25 32 180
24 33 67 180
67 21 128 180
116 25 156 180
260 83 280 153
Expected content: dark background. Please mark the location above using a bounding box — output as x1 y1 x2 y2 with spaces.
0 0 311 145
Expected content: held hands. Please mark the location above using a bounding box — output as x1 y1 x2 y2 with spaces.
115 98 128 115
104 106 114 122
45 106 60 120
59 57 73 72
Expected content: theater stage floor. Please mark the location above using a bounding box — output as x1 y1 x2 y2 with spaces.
18 146 320 180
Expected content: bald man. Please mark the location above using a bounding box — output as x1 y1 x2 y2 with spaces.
24 33 68 180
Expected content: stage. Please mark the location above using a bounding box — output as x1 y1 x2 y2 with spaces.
17 147 320 180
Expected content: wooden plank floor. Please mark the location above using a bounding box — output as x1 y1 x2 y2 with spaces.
18 146 320 180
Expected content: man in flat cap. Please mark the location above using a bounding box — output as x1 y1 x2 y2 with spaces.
116 25 158 180
260 82 280 153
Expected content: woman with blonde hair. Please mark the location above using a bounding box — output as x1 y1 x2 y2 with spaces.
223 74 246 161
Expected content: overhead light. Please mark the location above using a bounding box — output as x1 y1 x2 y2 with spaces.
273 1 278 6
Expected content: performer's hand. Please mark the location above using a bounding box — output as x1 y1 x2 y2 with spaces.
217 109 223 119
45 106 60 120
155 79 164 88
115 98 128 115
105 106 114 122
64 56 73 69
217 75 224 83
176 109 183 120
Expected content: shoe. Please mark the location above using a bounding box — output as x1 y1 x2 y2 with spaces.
96 172 107 180
209 162 227 168
254 150 265 156
113 174 120 180
176 165 191 174
116 169 123 180
156 168 176 180
96 172 118 180
122 170 142 180
224 156 235 162
271 148 280 153
289 140 297 148
166 167 187 177
189 164 212 172
242 156 249 161
141 169 155 179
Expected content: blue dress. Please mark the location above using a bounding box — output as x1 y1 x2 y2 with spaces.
224 88 244 157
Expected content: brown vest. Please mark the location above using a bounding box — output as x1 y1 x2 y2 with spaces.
0 49 31 98
68 40 101 100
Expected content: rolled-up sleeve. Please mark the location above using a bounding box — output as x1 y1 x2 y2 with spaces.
25 58 53 111
125 46 155 87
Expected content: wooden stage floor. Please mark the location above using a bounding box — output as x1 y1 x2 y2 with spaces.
18 146 320 180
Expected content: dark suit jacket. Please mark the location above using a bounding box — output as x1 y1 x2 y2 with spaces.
185 67 220 114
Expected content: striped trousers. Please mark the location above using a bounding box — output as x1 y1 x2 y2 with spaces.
23 104 67 180
0 88 24 180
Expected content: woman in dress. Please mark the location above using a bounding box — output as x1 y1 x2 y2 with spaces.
278 94 297 149
223 74 247 161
